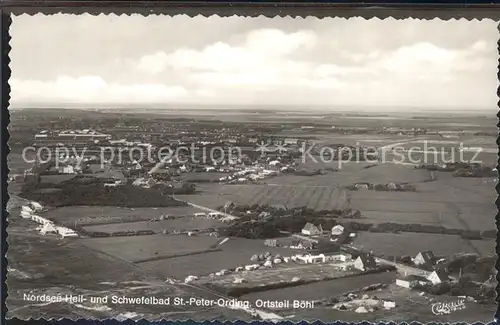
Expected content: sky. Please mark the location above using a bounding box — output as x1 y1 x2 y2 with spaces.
9 14 499 110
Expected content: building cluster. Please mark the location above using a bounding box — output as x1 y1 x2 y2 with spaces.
395 251 450 288
19 202 78 238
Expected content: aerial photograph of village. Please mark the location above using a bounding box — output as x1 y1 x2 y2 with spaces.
5 14 498 323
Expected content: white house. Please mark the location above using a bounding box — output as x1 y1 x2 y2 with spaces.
383 300 396 309
302 222 323 236
21 206 33 213
40 222 57 235
20 211 31 219
56 226 78 238
331 225 345 236
194 212 207 218
427 270 449 285
30 201 43 212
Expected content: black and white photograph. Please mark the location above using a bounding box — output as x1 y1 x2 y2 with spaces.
5 14 499 322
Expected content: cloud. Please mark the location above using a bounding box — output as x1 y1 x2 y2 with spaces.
9 15 498 109
10 76 188 104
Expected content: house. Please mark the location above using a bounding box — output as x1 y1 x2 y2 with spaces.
328 253 352 262
353 254 377 271
413 251 436 266
194 212 207 218
427 270 449 285
396 274 429 288
30 201 43 212
40 222 57 235
302 222 323 236
56 226 78 238
331 225 345 236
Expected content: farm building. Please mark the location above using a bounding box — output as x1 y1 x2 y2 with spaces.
427 270 449 285
302 223 323 236
395 274 429 288
194 212 207 218
413 251 436 266
353 254 377 271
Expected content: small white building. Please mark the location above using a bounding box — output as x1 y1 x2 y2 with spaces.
30 201 43 212
56 227 78 238
328 253 352 262
331 225 345 236
194 212 207 218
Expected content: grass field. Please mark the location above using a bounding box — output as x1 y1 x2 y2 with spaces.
353 232 495 257
179 183 350 210
82 217 226 234
140 238 296 278
79 234 220 263
44 206 203 224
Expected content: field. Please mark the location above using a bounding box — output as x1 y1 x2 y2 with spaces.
79 234 221 263
353 232 495 257
139 238 296 278
82 217 226 234
44 206 203 224
178 183 348 210
6 218 253 321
